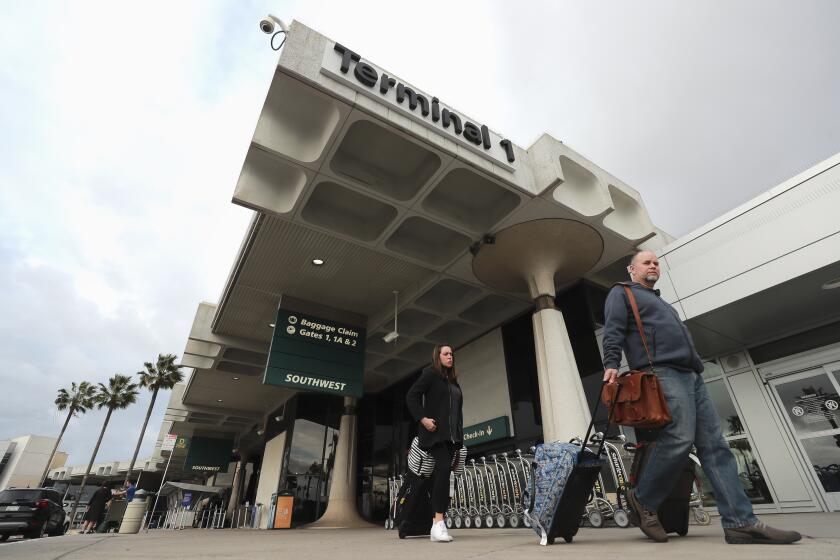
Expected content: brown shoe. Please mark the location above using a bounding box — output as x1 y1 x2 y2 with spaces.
626 488 668 542
724 521 802 544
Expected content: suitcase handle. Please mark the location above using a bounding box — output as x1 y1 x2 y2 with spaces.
582 381 622 458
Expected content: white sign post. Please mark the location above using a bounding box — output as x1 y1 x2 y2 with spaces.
145 434 178 530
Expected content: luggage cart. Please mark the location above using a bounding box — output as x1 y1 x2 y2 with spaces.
445 472 460 529
583 432 632 528
385 475 403 530
490 454 515 528
515 449 533 528
499 452 523 528
479 457 502 528
463 462 479 528
447 471 468 528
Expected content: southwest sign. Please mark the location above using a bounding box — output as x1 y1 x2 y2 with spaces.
264 307 366 397
183 436 233 473
462 416 510 446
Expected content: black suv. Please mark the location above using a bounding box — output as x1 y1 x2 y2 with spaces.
0 488 68 541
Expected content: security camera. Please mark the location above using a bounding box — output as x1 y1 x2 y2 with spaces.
259 14 287 35
383 331 399 343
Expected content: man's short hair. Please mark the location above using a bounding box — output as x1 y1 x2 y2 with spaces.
628 250 642 267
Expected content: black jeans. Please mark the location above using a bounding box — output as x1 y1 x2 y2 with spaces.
428 442 455 514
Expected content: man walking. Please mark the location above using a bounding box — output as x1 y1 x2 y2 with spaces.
602 250 801 545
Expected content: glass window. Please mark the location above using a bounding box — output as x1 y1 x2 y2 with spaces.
705 379 744 438
699 439 773 505
287 419 327 475
800 436 840 493
700 360 724 381
775 372 840 436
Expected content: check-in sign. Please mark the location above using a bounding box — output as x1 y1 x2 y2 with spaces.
264 307 366 397
463 416 511 445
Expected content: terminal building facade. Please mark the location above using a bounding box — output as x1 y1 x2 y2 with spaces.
155 21 840 527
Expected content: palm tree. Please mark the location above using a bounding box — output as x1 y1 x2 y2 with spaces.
67 374 139 526
125 354 184 482
39 381 97 486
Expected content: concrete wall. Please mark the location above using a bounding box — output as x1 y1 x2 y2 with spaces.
657 153 840 317
455 328 513 433
255 432 286 529
0 435 57 490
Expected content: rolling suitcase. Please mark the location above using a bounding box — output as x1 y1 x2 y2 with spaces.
628 440 694 536
394 471 434 538
523 382 619 545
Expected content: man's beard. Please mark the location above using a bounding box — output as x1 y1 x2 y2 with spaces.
644 274 659 285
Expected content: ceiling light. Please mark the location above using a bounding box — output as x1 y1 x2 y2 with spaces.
269 323 276 328
312 258 324 266
232 377 240 381
822 276 840 290
217 399 223 402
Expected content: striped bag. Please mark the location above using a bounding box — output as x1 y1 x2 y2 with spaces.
407 437 467 477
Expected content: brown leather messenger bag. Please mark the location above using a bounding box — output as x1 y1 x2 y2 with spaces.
601 284 672 428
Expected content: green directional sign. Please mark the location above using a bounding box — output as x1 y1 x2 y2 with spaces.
462 416 511 446
264 307 366 397
183 436 233 473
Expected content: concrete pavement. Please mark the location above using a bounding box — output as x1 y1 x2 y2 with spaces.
1 513 837 559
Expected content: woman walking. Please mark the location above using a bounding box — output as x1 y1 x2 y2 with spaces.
406 344 464 543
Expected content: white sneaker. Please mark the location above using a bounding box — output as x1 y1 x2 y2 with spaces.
430 520 453 542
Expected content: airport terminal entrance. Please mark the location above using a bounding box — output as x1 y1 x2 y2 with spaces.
769 363 840 511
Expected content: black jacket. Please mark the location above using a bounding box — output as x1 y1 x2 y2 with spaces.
602 282 704 373
406 367 464 449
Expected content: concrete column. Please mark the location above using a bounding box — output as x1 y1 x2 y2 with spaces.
226 457 246 517
471 220 604 446
531 295 592 443
309 397 373 528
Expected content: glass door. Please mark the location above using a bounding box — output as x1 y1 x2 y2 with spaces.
769 364 840 511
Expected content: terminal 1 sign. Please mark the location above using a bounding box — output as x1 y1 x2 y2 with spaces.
264 306 366 397
322 43 517 170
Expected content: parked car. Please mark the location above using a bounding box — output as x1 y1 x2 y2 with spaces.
0 488 68 541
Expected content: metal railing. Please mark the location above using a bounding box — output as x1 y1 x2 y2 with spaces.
145 504 263 531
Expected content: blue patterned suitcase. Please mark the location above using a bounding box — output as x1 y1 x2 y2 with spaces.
523 382 619 545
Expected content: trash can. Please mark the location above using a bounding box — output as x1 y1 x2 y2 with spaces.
119 490 148 534
273 492 294 529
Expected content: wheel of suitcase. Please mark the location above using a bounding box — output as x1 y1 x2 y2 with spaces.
693 508 711 526
613 509 630 528
523 515 531 528
473 515 482 528
485 514 494 528
495 513 506 528
445 517 453 529
677 528 688 536
454 515 463 529
384 519 390 530
464 515 472 528
562 534 574 543
588 510 604 528
508 513 520 528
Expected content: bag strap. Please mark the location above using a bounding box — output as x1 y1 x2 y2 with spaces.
622 285 655 372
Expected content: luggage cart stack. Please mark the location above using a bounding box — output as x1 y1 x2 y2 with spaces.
444 450 534 529
386 449 536 530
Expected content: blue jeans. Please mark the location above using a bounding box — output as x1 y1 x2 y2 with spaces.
635 367 758 529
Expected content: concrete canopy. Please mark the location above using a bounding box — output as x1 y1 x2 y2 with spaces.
175 21 666 430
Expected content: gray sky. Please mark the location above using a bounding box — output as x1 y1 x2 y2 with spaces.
2 0 839 467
